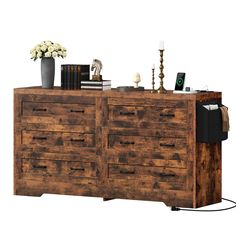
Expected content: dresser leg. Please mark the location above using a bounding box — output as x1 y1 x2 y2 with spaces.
15 189 43 197
103 198 114 201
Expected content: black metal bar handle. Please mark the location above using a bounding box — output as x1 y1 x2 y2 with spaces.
120 170 135 175
70 138 85 142
160 143 175 147
70 167 85 171
32 165 47 170
33 108 47 112
160 113 175 117
70 109 85 113
119 111 135 116
159 173 176 177
33 136 47 140
120 141 135 145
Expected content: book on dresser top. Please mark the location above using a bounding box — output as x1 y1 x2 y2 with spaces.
61 64 90 90
81 80 111 90
81 85 111 91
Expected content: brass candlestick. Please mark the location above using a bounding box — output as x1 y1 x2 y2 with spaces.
157 49 167 94
151 67 156 93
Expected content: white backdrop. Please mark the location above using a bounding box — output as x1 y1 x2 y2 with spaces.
0 0 236 235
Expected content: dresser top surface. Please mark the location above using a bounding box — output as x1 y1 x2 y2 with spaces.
14 86 222 101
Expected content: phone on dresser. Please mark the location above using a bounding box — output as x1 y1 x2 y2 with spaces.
174 72 185 90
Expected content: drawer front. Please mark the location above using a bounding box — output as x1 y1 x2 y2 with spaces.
108 164 187 191
17 151 97 162
108 105 187 128
107 151 187 168
108 134 187 153
108 98 187 108
22 130 95 152
21 159 98 178
22 101 95 125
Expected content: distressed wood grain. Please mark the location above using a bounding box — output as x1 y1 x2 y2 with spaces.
14 87 223 208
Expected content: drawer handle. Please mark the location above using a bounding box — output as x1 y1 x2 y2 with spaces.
70 138 85 142
120 141 135 145
70 167 85 171
70 109 85 113
160 113 175 117
32 108 47 112
33 136 47 140
120 170 135 175
119 111 135 116
159 173 176 177
32 165 47 170
160 143 175 147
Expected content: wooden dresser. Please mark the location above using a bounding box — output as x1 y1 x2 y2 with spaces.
14 87 223 208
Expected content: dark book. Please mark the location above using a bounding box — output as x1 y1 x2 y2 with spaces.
67 65 71 89
61 64 90 90
61 65 69 89
79 65 90 81
61 65 65 89
73 65 78 89
81 72 90 81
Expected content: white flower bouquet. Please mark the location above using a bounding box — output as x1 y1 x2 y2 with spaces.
30 40 67 61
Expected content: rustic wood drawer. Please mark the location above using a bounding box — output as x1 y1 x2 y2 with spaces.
21 159 98 179
17 151 97 162
14 88 223 208
108 164 187 191
22 130 95 153
108 98 187 108
108 134 187 153
21 101 95 125
108 105 187 128
107 151 187 168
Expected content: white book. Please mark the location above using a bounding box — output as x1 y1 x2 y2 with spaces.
81 85 111 91
81 80 111 86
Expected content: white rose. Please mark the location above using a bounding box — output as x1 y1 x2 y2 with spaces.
48 46 54 53
54 43 60 50
52 51 58 58
41 45 47 52
58 51 62 56
31 51 36 58
36 46 41 52
45 41 52 46
45 52 51 57
62 52 67 58
30 47 36 53
37 51 42 58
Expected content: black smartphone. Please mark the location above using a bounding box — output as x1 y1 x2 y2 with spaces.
175 73 185 90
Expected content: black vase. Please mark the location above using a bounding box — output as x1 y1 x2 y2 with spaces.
41 57 55 88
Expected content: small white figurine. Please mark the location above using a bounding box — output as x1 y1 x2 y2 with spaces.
91 59 103 81
91 59 102 76
132 72 141 88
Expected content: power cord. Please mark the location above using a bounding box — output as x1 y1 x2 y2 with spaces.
171 198 236 212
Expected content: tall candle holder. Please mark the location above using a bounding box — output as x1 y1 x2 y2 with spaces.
157 49 167 94
151 67 156 93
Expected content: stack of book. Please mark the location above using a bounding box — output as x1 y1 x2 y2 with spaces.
81 80 111 91
61 64 90 90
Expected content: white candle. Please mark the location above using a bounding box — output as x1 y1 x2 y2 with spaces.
152 64 155 69
159 40 164 50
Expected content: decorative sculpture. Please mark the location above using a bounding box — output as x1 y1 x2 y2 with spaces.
132 72 141 88
91 59 103 81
